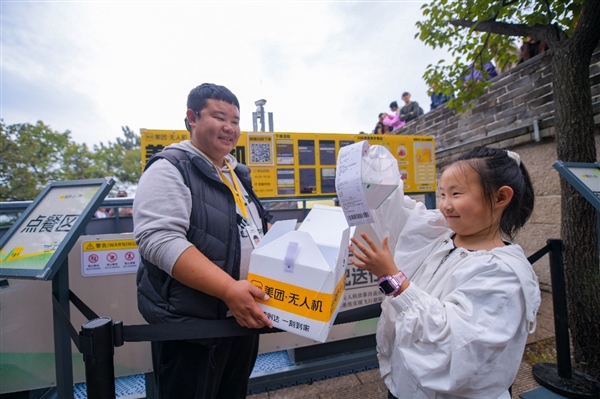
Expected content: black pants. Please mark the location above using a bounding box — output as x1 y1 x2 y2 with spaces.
152 335 259 399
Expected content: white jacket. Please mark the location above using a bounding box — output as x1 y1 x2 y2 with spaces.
372 183 540 399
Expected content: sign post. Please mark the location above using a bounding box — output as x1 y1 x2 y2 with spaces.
0 178 114 398
553 161 600 255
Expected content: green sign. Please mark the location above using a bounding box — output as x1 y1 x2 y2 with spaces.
0 179 114 280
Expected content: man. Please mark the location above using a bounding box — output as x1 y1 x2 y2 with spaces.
399 92 423 123
134 83 273 399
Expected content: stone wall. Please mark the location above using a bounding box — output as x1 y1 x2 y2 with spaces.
395 46 600 291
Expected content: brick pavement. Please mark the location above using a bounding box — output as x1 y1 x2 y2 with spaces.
248 290 555 399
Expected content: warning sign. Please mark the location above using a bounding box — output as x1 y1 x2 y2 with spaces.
81 239 140 277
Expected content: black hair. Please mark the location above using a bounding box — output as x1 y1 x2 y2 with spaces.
448 146 534 239
184 83 240 132
378 113 385 118
389 101 398 108
401 92 410 97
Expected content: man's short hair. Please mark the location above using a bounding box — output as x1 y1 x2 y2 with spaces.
187 83 240 114
389 101 398 108
402 92 410 97
185 83 240 131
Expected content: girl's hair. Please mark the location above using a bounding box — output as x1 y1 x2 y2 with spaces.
449 146 535 239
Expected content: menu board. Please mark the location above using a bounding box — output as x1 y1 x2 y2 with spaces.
141 129 436 198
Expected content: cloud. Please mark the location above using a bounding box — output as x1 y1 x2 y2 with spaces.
1 1 452 145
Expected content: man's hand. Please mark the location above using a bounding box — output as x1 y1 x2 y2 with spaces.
171 246 273 329
222 280 274 329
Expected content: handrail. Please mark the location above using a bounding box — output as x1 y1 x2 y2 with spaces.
0 197 332 214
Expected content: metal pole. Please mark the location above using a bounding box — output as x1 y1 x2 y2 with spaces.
114 211 121 234
252 111 258 132
81 317 116 399
424 192 436 210
52 260 74 399
547 239 572 378
597 210 600 265
532 239 600 397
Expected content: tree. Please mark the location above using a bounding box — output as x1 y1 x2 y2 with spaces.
417 0 600 375
0 121 142 201
90 127 142 192
117 126 141 151
0 120 71 201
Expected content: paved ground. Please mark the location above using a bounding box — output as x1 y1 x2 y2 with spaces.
247 290 555 399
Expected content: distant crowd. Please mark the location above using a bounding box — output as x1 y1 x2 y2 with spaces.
93 190 133 218
371 37 548 134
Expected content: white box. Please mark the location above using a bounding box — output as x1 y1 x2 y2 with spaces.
361 144 401 210
336 141 399 227
248 205 350 342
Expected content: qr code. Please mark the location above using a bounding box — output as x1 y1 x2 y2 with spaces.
251 143 272 163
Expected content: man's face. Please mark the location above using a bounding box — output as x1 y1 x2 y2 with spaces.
402 94 411 104
187 99 241 166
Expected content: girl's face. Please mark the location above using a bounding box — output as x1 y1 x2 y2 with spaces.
438 163 501 246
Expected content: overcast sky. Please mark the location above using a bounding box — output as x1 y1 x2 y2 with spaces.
1 1 452 147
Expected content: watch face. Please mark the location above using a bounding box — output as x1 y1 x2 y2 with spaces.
379 279 395 295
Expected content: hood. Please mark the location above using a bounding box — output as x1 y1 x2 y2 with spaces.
494 244 541 333
164 140 238 169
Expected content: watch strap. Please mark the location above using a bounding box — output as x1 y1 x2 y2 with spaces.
378 270 407 296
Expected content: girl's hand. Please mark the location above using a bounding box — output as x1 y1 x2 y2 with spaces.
348 233 398 279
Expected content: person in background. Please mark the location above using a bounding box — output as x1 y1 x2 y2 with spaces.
464 61 498 82
134 83 273 399
430 92 452 111
348 146 539 399
382 101 406 132
429 84 453 111
373 113 392 134
108 190 133 217
389 101 399 117
518 37 549 64
94 208 108 218
399 92 423 123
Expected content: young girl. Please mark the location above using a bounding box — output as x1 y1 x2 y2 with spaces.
349 146 540 399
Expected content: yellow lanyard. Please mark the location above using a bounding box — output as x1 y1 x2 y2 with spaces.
218 161 249 219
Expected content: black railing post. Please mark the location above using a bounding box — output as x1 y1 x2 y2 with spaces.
81 317 116 399
532 239 600 398
52 261 74 399
547 238 572 378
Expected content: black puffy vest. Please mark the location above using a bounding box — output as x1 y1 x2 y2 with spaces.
136 148 270 323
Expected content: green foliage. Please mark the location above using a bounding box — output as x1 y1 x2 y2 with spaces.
416 0 583 113
1 120 70 201
0 120 141 201
117 126 141 151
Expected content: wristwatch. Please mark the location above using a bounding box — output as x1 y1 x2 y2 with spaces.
378 271 407 296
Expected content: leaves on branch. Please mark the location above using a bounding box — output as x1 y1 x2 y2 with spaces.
417 0 580 114
0 120 142 201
